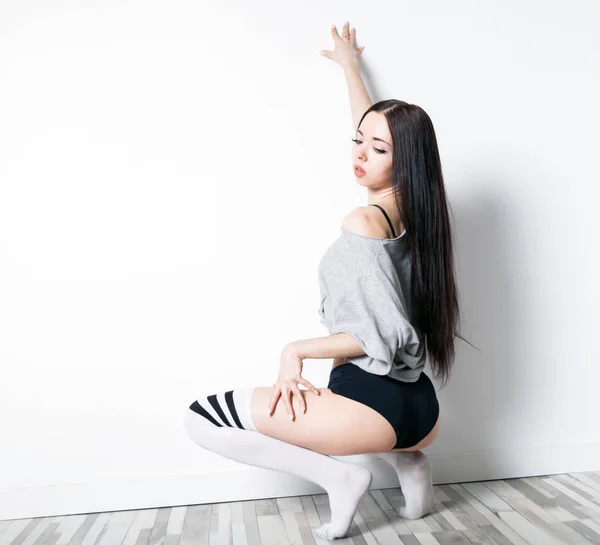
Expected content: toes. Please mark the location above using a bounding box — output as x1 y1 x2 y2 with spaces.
314 523 331 539
315 523 347 540
397 505 418 519
397 497 433 519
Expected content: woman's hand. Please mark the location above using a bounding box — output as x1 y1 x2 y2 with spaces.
267 345 320 421
320 21 365 71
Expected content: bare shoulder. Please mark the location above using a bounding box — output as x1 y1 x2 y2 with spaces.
342 207 386 238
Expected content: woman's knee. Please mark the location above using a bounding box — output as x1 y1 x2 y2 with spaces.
185 386 258 435
185 404 211 432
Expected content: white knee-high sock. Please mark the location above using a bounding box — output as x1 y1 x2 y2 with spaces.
376 451 434 519
184 387 372 540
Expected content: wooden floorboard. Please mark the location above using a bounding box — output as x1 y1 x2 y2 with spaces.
2 471 600 544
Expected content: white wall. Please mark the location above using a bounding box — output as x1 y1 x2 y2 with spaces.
1 0 599 521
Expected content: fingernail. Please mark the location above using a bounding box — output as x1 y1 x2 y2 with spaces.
289 414 293 420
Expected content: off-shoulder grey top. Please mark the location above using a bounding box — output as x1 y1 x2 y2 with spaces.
317 224 426 382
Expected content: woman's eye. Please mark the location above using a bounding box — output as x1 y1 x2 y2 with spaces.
351 138 387 154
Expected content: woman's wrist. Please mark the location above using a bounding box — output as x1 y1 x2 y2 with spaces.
342 59 360 74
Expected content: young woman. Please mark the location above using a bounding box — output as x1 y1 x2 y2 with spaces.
184 21 467 541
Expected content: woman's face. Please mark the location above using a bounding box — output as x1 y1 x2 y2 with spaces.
352 111 393 188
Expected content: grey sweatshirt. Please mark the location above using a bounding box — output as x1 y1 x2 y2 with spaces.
317 226 426 382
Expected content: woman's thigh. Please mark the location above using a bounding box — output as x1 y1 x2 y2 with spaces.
250 386 397 456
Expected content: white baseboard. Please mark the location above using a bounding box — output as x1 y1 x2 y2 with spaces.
2 442 600 521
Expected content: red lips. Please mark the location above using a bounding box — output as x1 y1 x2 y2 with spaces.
354 164 366 173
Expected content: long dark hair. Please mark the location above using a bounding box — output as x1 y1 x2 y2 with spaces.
357 99 477 389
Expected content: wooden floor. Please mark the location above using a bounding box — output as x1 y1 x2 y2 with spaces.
2 471 600 544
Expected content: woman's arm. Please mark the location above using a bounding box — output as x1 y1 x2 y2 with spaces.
285 333 365 360
321 23 372 131
344 64 373 131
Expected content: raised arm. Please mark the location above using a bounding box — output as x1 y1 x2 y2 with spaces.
321 22 372 130
344 63 373 131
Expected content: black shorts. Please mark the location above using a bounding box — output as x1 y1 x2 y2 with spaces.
327 362 440 450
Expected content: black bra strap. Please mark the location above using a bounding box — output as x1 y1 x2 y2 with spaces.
369 204 396 237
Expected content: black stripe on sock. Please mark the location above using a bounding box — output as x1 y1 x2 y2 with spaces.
225 390 245 429
207 394 233 427
188 400 223 427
